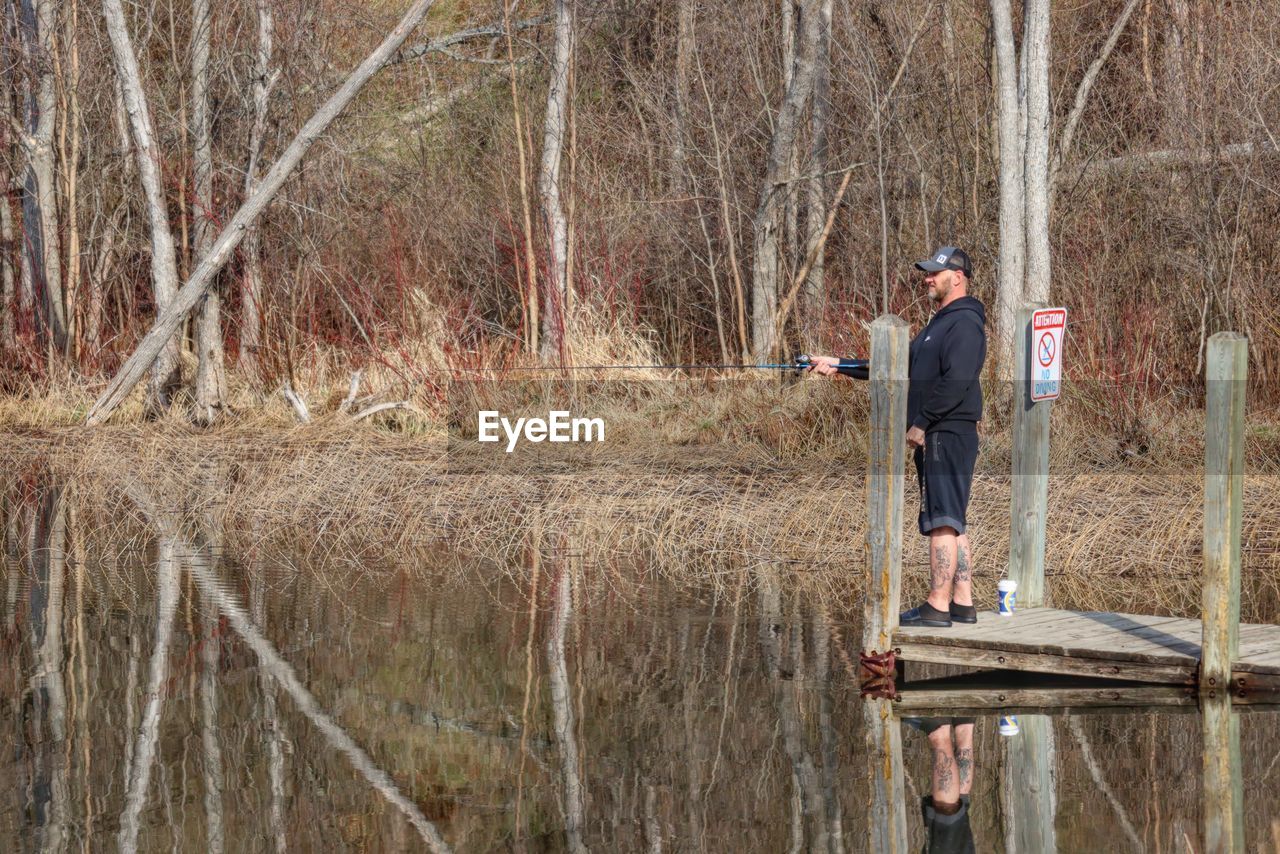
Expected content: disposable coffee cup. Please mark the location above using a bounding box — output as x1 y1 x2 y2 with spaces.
997 579 1018 616
998 715 1020 737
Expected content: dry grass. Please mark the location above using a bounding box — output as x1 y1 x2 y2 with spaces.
5 398 1280 622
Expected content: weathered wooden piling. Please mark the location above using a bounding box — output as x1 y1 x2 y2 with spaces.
861 314 910 853
861 314 910 655
1201 331 1247 692
1201 331 1246 854
1000 714 1058 852
1009 303 1051 607
1201 695 1243 853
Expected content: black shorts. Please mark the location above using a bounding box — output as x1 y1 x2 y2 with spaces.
914 429 979 536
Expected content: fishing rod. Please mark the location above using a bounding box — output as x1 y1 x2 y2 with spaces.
459 354 870 377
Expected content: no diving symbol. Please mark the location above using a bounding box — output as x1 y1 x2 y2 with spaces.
1037 332 1056 367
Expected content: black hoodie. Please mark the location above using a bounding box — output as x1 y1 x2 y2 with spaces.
906 296 986 433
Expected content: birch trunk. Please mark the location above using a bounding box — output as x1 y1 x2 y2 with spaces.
86 0 439 426
192 0 226 422
60 0 82 359
118 536 180 852
1022 0 1052 306
547 563 586 854
19 0 66 352
538 0 573 360
196 561 225 854
240 0 275 383
182 549 451 852
802 0 833 332
1 187 13 350
670 0 695 194
250 559 289 854
990 0 1025 378
103 0 184 416
29 490 69 851
751 0 819 359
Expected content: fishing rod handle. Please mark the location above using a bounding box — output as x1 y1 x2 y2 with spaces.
835 358 870 380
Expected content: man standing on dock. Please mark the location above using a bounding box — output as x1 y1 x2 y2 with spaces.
810 246 987 628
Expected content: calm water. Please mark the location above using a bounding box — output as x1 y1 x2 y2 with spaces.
2 482 1277 852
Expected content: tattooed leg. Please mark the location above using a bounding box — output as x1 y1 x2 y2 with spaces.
953 722 975 796
927 725 960 808
926 527 958 611
953 534 974 607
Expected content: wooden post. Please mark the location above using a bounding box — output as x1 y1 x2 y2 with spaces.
1201 695 1243 853
862 314 910 654
1201 331 1247 691
1009 303 1051 607
862 699 908 853
1000 714 1057 852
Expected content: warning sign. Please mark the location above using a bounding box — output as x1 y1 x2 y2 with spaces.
1030 307 1067 402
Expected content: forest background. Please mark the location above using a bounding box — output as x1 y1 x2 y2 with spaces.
0 0 1277 442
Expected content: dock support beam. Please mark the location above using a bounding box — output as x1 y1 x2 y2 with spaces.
860 314 910 853
1000 714 1058 853
1201 331 1246 854
861 314 910 655
1201 331 1246 691
1009 303 1051 607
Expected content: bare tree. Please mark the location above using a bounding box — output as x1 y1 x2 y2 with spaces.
118 536 180 852
15 0 65 352
752 0 820 359
539 0 574 360
990 0 1025 373
991 0 1141 369
240 0 276 384
670 0 696 194
192 0 226 421
1022 0 1052 308
1 172 14 351
103 0 184 416
801 0 834 329
547 561 587 853
85 0 441 425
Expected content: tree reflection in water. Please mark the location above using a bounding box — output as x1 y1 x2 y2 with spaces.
0 475 1267 850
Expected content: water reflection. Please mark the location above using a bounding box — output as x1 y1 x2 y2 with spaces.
0 475 1271 850
902 717 975 853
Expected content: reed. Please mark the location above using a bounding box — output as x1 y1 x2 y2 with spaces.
5 409 1280 622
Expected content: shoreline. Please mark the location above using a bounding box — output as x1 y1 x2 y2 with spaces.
3 429 1279 622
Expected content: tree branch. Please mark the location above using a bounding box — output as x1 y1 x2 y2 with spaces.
390 15 549 65
1072 141 1278 181
1048 0 1142 205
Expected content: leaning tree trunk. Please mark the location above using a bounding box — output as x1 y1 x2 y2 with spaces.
1022 0 1052 307
751 0 820 360
85 0 439 426
103 0 184 417
990 0 1026 379
192 0 226 422
18 0 66 353
240 0 274 384
538 0 573 361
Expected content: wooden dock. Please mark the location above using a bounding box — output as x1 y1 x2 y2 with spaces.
894 607 1280 691
855 321 1257 852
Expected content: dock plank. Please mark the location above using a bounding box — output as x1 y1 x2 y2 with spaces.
897 611 1201 667
894 607 1280 681
895 640 1196 685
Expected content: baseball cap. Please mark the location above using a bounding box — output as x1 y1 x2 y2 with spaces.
914 246 972 278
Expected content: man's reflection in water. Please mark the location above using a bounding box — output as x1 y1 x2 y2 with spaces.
904 717 976 853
